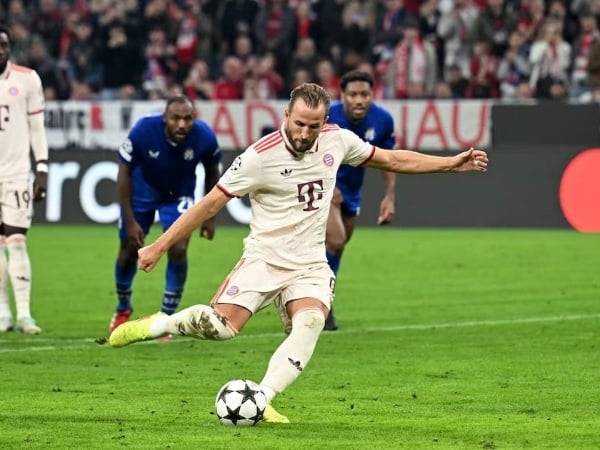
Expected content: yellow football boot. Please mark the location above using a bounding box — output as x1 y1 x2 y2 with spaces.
109 312 165 348
263 404 290 424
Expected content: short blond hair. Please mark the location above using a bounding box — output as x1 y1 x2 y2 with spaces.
289 83 330 115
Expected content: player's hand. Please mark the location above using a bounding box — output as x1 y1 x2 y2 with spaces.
451 148 488 173
200 218 215 240
33 172 48 202
138 244 164 272
377 195 395 225
126 220 145 248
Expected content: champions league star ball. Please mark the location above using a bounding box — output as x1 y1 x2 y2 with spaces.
215 379 267 426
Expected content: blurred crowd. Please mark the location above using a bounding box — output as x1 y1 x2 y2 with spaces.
2 0 600 102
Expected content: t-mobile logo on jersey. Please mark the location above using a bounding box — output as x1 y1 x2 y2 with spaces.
0 105 9 131
297 180 323 211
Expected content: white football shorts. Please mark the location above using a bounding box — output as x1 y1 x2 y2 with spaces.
210 257 335 330
0 178 33 229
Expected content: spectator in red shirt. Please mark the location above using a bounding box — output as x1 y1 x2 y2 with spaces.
466 39 500 97
294 0 315 41
214 56 245 99
255 52 285 99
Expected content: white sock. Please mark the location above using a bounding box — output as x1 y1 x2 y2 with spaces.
6 234 32 320
259 308 325 401
260 385 277 404
150 304 237 340
0 236 11 319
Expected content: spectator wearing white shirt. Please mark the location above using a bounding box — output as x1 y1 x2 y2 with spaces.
529 19 571 98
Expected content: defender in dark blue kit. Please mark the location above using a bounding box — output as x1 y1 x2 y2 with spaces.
109 96 222 334
325 71 397 330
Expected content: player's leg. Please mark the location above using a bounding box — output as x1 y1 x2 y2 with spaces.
111 239 138 329
110 209 154 332
325 187 346 274
0 225 12 331
109 302 250 348
258 263 333 422
0 184 10 328
260 298 327 396
325 209 356 275
341 213 356 247
109 258 266 347
325 211 356 332
153 237 190 342
259 298 327 423
161 238 190 313
158 201 191 316
4 225 40 334
324 188 346 331
1 179 40 334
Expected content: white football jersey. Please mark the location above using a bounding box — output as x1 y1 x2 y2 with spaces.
218 124 375 269
0 62 45 178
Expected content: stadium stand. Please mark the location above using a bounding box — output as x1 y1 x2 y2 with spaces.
1 0 599 102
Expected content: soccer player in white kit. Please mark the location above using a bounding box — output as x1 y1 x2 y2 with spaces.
0 25 48 334
109 83 488 423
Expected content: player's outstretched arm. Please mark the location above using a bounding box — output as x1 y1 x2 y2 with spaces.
366 147 488 174
138 187 230 272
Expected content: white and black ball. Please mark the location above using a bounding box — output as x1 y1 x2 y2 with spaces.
215 379 267 426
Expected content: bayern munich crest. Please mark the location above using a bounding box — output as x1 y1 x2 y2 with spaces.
226 285 239 296
8 86 19 96
323 153 334 167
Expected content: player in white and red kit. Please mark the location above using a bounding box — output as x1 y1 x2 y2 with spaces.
109 83 488 423
0 25 48 334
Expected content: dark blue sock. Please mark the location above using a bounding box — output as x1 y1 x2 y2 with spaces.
115 260 137 312
326 251 342 275
162 259 188 315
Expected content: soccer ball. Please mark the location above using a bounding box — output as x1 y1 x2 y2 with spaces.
215 379 267 426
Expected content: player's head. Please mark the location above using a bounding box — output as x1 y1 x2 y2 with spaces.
0 24 10 70
284 83 330 153
164 95 195 143
340 70 373 122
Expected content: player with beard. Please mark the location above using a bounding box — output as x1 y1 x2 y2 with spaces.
109 95 221 335
109 83 488 423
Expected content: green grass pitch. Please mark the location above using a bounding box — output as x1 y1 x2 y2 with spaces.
1 225 599 448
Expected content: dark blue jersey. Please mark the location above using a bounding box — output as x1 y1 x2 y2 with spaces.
328 102 395 193
118 114 221 202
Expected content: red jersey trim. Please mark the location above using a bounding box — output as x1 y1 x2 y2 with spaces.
256 136 282 153
11 64 33 74
27 109 45 115
217 183 237 198
254 131 280 151
358 146 377 167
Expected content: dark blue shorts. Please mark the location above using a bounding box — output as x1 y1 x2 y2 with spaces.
118 196 194 240
338 187 361 217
